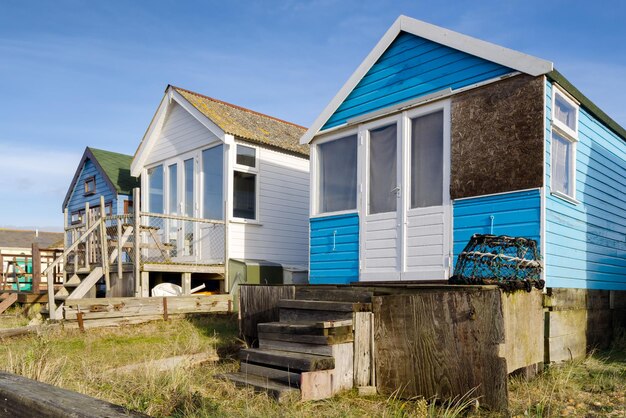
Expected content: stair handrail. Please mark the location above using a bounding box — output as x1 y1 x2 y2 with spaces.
42 219 103 276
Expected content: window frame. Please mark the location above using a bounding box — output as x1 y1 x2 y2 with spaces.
145 164 164 214
201 143 225 221
550 85 579 204
312 128 360 218
84 176 96 196
232 142 259 223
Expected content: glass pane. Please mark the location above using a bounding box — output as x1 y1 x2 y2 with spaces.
551 132 572 195
233 171 256 219
554 92 577 132
203 145 224 220
369 124 397 214
236 145 256 167
318 135 357 213
147 165 163 214
168 164 177 214
411 111 443 208
184 158 194 217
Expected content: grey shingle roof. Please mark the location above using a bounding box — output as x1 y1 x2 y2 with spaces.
0 229 64 250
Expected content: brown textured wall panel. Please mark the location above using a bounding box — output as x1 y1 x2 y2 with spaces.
451 74 544 199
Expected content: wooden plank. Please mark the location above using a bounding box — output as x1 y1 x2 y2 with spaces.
331 342 354 392
547 332 587 363
544 288 611 311
257 321 352 336
239 285 296 346
546 309 587 338
501 290 544 374
239 348 334 372
0 371 148 417
220 372 299 403
0 293 18 314
353 311 373 387
259 340 334 356
279 308 353 322
372 289 508 412
257 332 353 345
278 299 372 312
239 362 301 387
300 370 333 401
295 287 373 303
31 243 41 293
141 263 225 274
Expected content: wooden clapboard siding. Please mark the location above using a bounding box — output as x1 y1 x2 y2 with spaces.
322 32 513 130
227 145 309 266
67 158 117 215
545 81 626 290
145 101 220 166
309 213 359 284
452 189 541 265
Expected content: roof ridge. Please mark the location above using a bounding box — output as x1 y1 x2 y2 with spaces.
171 85 307 130
87 147 133 158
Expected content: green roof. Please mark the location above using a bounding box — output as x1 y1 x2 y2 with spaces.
87 147 139 195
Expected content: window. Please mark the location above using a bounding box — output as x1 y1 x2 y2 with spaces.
551 87 578 201
318 134 358 213
233 171 256 219
368 124 397 214
104 202 113 216
124 200 133 214
147 165 164 213
70 212 81 225
84 176 96 195
411 111 444 208
168 164 178 214
236 145 256 168
203 145 224 220
183 158 194 217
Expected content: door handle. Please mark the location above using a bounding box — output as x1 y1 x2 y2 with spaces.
391 186 401 197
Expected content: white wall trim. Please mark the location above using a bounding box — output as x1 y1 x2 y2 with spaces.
452 187 542 202
300 15 553 145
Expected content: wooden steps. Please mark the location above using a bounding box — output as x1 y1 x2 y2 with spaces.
223 294 369 401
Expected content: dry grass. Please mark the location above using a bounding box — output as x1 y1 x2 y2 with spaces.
0 314 624 418
0 305 32 328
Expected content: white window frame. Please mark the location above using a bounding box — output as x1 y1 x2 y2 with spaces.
311 127 360 218
201 143 225 221
550 85 579 204
145 163 164 214
232 142 260 223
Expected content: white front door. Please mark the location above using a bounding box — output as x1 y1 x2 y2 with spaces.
361 116 402 281
360 101 451 281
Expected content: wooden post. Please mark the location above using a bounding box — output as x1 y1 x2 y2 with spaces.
76 311 85 332
31 243 41 294
0 253 4 291
63 208 68 285
117 218 123 280
84 202 90 270
47 271 56 320
182 272 191 295
162 297 168 321
99 196 110 296
133 188 141 297
223 200 229 293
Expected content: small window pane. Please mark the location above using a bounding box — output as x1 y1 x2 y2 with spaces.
203 145 224 220
411 111 443 208
84 177 95 194
318 135 358 213
554 92 577 132
147 165 163 214
236 145 256 167
233 171 256 219
551 132 574 196
184 159 194 217
369 124 397 214
168 164 177 214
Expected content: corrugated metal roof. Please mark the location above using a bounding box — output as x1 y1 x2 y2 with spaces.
88 148 139 195
173 87 309 157
0 229 64 250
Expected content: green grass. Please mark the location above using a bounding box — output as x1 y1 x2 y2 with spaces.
0 314 624 417
0 306 32 328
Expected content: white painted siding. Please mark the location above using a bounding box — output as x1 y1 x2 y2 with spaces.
145 102 220 166
228 145 309 266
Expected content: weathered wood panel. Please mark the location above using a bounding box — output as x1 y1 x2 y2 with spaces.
353 311 373 387
239 285 296 345
451 74 544 199
373 289 508 412
501 290 544 373
0 371 147 417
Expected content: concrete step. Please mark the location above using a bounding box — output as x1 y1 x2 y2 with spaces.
239 348 334 372
219 372 299 402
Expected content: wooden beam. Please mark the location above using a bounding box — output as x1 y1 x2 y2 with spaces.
31 243 41 293
0 293 17 315
0 371 148 417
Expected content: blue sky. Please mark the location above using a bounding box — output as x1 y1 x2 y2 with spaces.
0 0 624 230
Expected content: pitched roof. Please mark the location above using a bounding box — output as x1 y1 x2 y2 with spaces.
62 147 139 209
0 229 64 250
301 15 625 144
173 86 309 156
87 148 138 194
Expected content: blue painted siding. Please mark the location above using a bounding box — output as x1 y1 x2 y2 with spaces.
66 158 117 222
116 195 132 214
322 32 514 130
545 81 626 290
453 190 541 265
309 213 359 284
